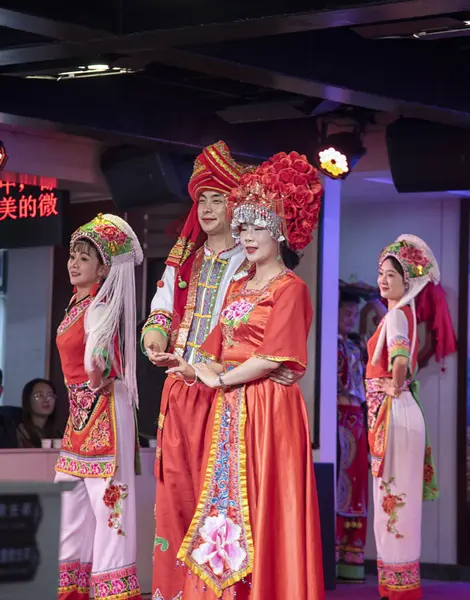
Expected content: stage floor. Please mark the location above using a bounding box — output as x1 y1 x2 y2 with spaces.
142 579 470 599
329 578 470 599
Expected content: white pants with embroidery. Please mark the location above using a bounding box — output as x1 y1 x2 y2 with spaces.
55 381 141 599
373 390 425 598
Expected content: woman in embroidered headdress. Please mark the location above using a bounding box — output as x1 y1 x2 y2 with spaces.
159 151 325 599
54 213 143 600
366 235 440 600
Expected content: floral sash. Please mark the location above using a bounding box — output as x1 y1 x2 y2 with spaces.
177 387 253 597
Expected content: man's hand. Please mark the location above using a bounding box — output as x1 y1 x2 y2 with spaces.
143 331 167 366
147 346 179 368
269 365 302 386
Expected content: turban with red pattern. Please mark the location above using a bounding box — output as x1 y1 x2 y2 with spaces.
166 140 252 269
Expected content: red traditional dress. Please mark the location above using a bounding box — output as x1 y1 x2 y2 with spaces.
55 214 143 600
141 141 252 600
177 271 325 600
336 335 368 582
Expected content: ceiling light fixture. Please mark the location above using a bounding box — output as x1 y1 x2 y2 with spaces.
315 131 366 180
86 64 109 71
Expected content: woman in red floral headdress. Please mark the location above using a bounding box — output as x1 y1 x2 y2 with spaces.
158 151 325 600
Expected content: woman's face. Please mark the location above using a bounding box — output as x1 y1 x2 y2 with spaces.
378 258 406 301
30 381 56 418
68 241 106 289
239 224 277 264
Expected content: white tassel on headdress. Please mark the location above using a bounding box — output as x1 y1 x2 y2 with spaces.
83 214 143 407
371 234 440 367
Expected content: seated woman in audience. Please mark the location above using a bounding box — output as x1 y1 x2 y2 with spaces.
17 378 60 448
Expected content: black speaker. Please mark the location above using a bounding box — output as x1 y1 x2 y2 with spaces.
386 118 470 193
100 145 193 211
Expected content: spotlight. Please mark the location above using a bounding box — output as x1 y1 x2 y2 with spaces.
0 141 7 170
315 132 366 180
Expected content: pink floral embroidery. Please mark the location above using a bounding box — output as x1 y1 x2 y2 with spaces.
153 312 171 327
92 563 141 599
399 246 429 269
57 296 93 336
58 560 79 591
103 480 129 536
192 514 246 576
380 477 406 539
77 562 92 592
96 582 110 598
378 559 420 591
55 453 115 478
221 299 254 327
94 224 128 246
69 387 97 430
154 314 169 326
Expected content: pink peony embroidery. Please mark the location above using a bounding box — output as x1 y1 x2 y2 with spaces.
221 299 254 327
192 514 246 576
153 314 169 327
96 582 109 597
111 577 127 594
127 574 139 591
94 224 128 246
59 570 74 587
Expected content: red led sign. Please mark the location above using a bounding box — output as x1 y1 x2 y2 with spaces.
0 181 59 221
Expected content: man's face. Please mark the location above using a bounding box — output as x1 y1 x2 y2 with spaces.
338 301 359 335
197 191 228 236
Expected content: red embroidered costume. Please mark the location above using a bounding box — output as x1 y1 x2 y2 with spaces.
140 142 252 600
55 214 143 600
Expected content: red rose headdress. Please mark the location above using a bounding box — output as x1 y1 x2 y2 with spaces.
228 151 323 253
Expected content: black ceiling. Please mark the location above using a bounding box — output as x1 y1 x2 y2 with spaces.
1 1 470 160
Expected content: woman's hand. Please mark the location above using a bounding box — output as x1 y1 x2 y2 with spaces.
375 379 402 398
163 354 196 381
269 365 302 386
87 356 106 391
193 363 220 389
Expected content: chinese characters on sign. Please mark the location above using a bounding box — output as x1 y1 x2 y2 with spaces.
0 181 59 222
0 494 41 583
